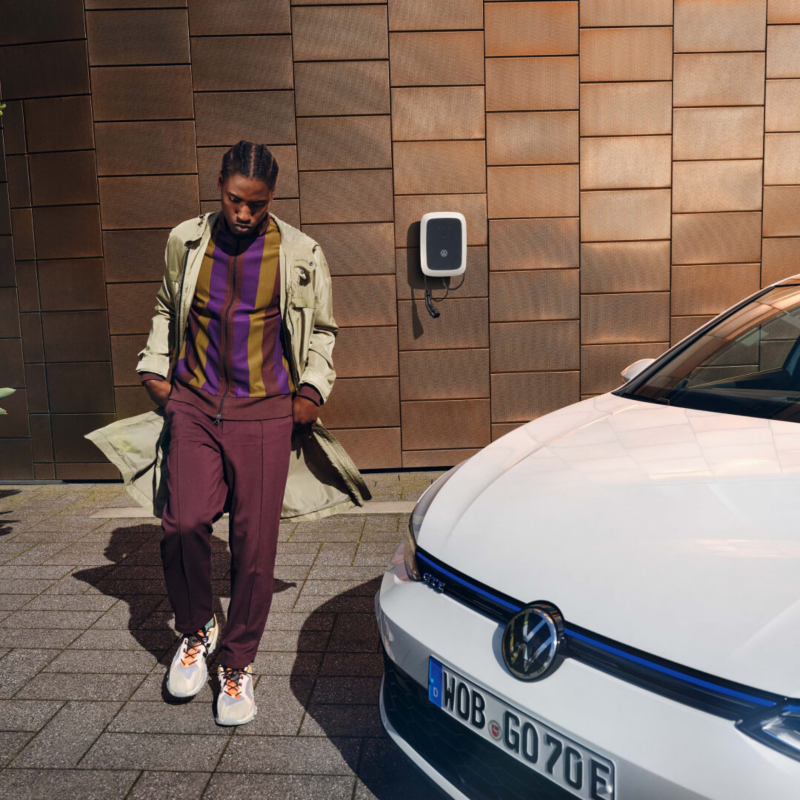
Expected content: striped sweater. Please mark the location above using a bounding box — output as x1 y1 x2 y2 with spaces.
142 214 320 419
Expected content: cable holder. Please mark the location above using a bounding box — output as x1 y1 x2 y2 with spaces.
423 272 466 319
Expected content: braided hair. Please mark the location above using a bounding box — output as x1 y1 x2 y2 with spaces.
220 140 279 191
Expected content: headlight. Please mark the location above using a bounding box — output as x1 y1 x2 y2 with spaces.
405 461 468 581
737 704 800 762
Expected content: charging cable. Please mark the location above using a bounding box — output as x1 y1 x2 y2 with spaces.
423 273 466 319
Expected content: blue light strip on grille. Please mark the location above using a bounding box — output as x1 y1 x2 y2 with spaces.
416 553 522 613
785 705 800 713
564 628 777 708
416 550 780 710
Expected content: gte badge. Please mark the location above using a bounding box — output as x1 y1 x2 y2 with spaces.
423 572 445 593
502 603 565 682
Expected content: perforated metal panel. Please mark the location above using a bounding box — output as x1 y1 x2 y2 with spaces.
194 91 296 146
581 189 671 242
297 116 392 172
390 31 484 86
103 229 171 283
487 111 578 166
764 133 800 185
24 96 95 152
674 107 764 160
303 223 394 276
767 22 800 78
671 264 762 315
580 0 673 27
490 321 579 373
580 27 673 82
672 160 763 213
38 260 106 311
581 242 671 294
673 53 765 106
95 121 197 177
388 0 483 31
768 0 800 22
487 165 579 218
489 218 579 271
98 175 199 230
190 35 293 91
490 270 579 322
292 5 388 61
401 399 490 450
763 187 800 236
672 211 762 264
674 0 766 53
295 62 390 117
299 170 394 224
762 238 800 285
398 298 488 350
490 372 579 423
485 2 578 57
188 0 291 35
319 377 400 429
335 327 399 378
392 87 485 141
399 350 489 401
486 56 579 111
32 206 102 260
86 9 190 66
327 427 401 469
394 141 486 195
330 276 397 327
581 343 667 395
580 136 671 190
581 293 670 344
580 82 672 136
0 41 90 100
766 79 800 132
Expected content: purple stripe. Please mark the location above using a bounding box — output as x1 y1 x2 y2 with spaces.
203 237 230 394
231 235 264 397
273 316 291 395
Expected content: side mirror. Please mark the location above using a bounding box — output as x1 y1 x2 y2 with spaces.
621 358 656 383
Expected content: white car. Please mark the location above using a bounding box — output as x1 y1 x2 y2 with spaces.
376 276 800 800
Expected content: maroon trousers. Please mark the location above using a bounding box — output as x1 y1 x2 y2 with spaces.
160 399 293 669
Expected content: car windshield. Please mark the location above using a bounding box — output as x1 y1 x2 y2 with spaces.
616 284 800 423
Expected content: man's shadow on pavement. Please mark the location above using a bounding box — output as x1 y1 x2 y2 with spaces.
73 522 296 703
291 580 446 800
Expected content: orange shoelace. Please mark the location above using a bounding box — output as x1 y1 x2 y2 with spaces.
222 667 244 699
179 629 207 668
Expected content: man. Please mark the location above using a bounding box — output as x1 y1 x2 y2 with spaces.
128 140 367 726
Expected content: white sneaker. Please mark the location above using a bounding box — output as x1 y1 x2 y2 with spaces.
215 664 257 726
166 615 218 698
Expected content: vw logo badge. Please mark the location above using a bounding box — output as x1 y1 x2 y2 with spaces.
502 603 565 682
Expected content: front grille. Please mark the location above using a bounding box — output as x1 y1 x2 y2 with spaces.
416 548 787 721
382 650 574 800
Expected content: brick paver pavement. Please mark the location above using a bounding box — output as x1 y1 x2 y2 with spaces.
0 473 447 800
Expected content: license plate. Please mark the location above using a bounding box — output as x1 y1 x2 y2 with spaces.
428 657 615 800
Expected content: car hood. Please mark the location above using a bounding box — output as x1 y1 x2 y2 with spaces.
419 394 800 697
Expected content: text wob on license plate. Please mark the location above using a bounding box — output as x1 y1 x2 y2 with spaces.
428 658 615 800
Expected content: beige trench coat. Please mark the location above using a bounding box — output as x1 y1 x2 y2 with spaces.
85 211 371 521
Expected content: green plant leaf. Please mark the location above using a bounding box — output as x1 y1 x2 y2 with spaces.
0 388 15 399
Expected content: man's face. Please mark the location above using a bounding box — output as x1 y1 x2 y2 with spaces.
218 172 275 237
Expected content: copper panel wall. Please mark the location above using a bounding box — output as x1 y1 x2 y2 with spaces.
1 1 798 479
